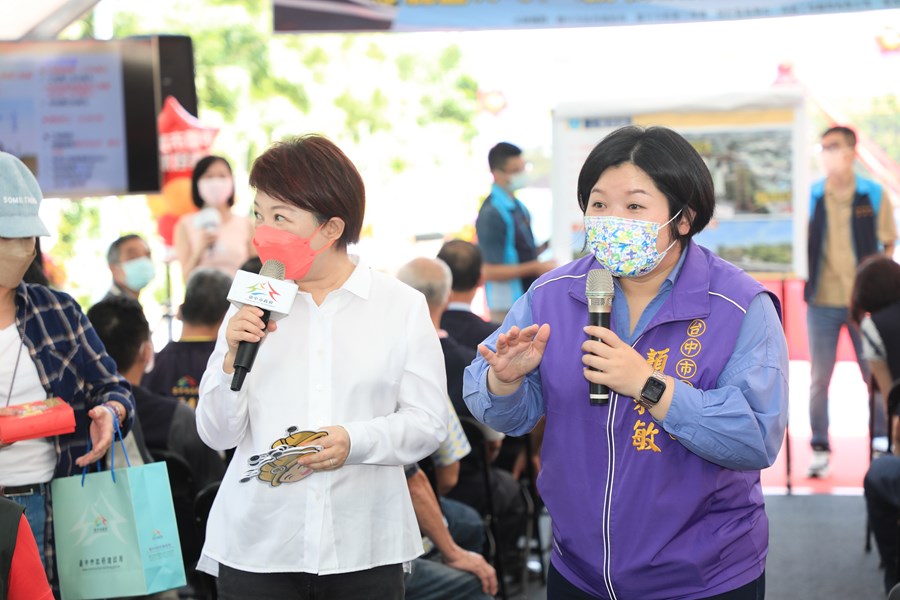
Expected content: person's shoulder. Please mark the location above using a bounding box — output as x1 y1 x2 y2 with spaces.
23 283 84 318
533 255 594 290
440 334 476 361
695 245 770 307
134 384 179 408
855 174 885 201
371 267 426 302
476 195 502 221
693 244 755 285
159 340 215 356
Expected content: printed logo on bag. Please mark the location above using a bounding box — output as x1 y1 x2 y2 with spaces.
70 497 129 547
93 514 109 532
152 529 163 540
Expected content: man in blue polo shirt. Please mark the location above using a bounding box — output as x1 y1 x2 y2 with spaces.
475 142 554 322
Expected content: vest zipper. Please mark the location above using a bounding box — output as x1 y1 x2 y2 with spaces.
600 391 619 600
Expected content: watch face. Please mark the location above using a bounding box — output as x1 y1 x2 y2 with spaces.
641 376 667 404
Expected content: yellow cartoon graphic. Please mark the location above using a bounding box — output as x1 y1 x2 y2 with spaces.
240 427 328 487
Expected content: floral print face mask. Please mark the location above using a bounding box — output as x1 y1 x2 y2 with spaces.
583 210 681 278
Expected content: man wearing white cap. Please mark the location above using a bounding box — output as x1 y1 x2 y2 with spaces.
0 151 134 593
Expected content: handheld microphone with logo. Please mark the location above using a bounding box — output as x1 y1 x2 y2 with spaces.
226 259 298 391
586 269 614 405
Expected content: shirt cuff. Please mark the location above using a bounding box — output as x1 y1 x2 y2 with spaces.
343 421 370 464
478 369 528 418
659 380 698 441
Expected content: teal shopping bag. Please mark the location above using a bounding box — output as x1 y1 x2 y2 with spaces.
51 427 186 599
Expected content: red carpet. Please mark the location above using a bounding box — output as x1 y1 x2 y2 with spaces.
762 433 870 495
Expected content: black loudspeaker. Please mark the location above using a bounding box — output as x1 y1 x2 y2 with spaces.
129 34 198 117
156 35 198 117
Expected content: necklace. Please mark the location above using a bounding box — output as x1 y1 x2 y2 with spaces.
5 338 24 408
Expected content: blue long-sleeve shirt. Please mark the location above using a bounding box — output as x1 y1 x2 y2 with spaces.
463 251 789 471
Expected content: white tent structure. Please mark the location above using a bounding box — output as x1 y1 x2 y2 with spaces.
0 0 100 40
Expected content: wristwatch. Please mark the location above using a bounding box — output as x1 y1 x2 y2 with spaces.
638 371 668 409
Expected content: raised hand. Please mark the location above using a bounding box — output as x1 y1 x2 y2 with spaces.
478 323 550 393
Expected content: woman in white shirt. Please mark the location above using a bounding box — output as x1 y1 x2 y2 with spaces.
195 135 449 599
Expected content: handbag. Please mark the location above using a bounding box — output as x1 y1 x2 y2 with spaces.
51 415 186 599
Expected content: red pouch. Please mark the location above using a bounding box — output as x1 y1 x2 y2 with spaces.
0 397 76 444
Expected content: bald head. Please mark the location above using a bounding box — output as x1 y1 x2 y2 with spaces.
396 257 453 313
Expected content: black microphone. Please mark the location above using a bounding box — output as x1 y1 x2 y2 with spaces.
586 269 614 405
231 259 286 391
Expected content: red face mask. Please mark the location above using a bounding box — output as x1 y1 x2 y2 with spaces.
252 224 333 281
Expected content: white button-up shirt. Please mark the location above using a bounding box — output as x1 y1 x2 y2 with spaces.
196 259 449 575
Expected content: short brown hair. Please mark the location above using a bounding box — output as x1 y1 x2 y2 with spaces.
850 255 900 324
249 135 365 248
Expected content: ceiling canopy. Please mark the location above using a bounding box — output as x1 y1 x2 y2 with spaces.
0 0 100 41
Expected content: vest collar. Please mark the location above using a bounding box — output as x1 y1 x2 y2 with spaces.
564 242 712 324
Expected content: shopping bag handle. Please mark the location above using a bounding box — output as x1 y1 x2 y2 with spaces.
80 406 131 487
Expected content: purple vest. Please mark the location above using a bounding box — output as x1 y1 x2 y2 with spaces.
532 243 777 600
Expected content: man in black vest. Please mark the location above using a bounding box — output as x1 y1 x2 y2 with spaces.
437 240 500 353
805 125 896 478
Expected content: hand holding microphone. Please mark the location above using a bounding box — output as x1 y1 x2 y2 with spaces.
585 269 614 405
191 208 220 258
224 259 298 391
583 269 660 404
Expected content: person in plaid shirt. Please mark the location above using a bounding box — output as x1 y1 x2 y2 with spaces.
0 151 134 597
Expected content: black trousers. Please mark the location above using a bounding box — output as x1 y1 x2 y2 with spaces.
547 562 766 600
217 563 404 600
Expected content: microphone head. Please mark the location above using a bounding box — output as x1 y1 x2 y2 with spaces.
260 259 286 281
193 207 222 232
586 269 614 298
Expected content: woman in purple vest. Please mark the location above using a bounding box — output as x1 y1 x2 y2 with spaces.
463 126 789 600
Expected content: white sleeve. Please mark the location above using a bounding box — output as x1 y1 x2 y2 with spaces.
195 305 251 451
343 297 449 466
860 316 886 363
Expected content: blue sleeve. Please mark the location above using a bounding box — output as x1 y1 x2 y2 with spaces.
76 307 136 436
660 293 789 470
462 290 546 436
475 204 508 265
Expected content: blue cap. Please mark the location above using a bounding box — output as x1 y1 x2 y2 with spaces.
0 151 51 238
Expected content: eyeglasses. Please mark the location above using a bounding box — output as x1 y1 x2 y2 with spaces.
817 143 852 154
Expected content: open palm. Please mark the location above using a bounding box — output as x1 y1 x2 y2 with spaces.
478 323 551 384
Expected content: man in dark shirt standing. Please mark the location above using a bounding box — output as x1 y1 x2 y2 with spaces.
475 142 554 322
143 268 232 408
437 239 500 351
